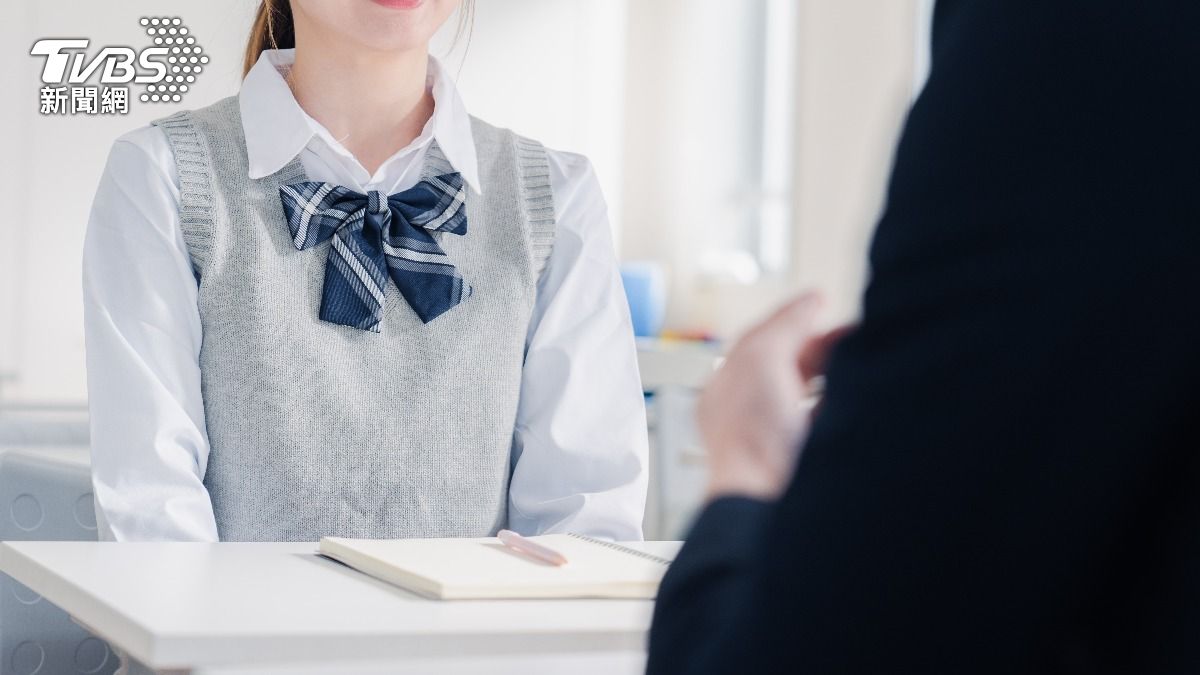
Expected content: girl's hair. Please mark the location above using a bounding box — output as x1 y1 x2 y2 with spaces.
243 0 476 77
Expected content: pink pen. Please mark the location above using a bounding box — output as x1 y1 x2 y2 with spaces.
497 529 569 566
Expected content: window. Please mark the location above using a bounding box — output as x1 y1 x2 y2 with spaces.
690 0 797 283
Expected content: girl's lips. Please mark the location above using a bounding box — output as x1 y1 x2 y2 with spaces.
370 0 425 9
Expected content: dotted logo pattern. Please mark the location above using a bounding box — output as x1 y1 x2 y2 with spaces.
138 16 208 104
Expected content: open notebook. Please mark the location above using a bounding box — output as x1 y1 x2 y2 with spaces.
319 534 672 600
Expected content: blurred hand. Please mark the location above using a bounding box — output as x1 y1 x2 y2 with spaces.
699 292 851 501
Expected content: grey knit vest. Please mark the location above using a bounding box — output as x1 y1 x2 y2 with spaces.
151 96 555 542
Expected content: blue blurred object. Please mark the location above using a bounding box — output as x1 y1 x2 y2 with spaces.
620 262 667 337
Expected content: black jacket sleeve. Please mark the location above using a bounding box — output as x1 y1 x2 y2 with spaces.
647 2 1200 673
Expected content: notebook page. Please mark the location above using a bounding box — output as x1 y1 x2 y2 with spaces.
321 534 667 598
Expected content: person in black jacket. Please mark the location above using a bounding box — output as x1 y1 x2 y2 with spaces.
647 1 1200 673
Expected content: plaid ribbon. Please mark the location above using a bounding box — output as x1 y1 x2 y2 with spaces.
279 174 471 330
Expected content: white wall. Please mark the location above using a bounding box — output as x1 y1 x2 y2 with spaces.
0 0 255 405
432 0 627 240
786 0 922 324
0 0 627 405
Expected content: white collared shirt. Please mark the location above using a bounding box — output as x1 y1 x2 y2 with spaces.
82 49 648 542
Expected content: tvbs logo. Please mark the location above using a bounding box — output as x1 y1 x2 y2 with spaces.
31 17 207 115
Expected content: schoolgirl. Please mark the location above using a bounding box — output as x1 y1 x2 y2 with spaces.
83 0 647 542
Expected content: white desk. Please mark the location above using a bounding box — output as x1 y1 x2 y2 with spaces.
0 540 680 675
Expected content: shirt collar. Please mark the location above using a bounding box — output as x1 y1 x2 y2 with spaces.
238 48 481 193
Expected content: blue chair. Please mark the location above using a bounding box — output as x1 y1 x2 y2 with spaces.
0 449 117 675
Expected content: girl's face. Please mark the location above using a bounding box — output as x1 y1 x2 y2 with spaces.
291 0 460 53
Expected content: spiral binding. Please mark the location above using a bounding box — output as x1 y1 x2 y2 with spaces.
567 533 673 566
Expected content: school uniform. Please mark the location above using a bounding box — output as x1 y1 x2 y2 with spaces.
83 48 647 542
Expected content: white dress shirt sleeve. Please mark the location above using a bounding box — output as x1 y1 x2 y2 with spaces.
82 126 219 542
508 150 650 541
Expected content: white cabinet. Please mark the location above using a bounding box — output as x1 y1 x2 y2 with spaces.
647 386 709 540
637 339 720 540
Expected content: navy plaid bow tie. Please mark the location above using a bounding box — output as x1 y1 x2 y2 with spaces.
279 173 471 330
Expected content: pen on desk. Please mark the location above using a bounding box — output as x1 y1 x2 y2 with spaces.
497 529 569 566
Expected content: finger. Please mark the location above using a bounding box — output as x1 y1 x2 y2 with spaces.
798 324 855 381
747 291 825 351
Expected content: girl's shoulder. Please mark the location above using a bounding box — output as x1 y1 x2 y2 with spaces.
467 115 593 180
106 123 180 192
543 147 596 192
465 115 603 205
110 94 240 179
